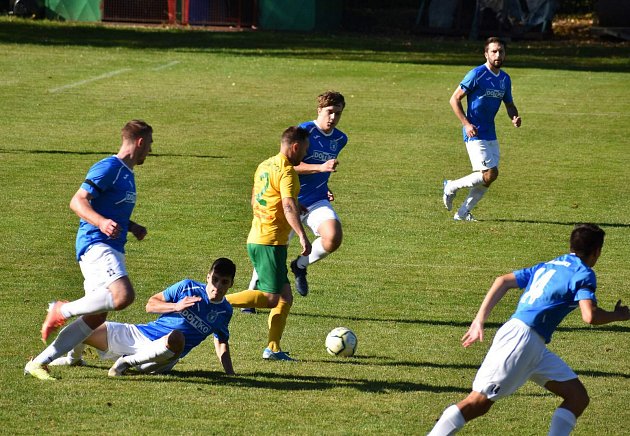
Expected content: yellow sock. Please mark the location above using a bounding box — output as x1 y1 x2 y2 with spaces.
226 290 269 308
267 299 291 352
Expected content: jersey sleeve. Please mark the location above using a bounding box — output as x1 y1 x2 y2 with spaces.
460 68 477 94
80 159 116 199
279 167 299 200
572 271 597 303
513 264 536 289
213 306 232 342
502 74 514 104
161 280 188 303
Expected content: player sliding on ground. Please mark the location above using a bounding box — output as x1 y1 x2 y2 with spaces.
428 223 630 435
32 258 236 379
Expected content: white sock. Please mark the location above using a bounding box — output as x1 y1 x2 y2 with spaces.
297 237 329 269
447 172 484 194
456 185 488 217
34 318 94 364
249 269 259 290
67 343 87 363
123 339 175 367
136 356 178 374
428 404 466 436
548 408 577 436
60 288 115 318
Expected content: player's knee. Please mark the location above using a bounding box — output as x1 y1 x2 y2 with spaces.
113 291 135 310
569 387 590 417
483 168 498 185
166 330 185 355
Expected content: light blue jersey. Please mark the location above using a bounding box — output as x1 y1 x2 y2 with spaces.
460 64 513 142
136 279 233 358
297 120 348 207
75 156 136 260
512 254 597 343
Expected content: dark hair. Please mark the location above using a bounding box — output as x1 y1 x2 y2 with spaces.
570 223 605 258
317 90 345 109
281 126 309 146
210 257 236 279
484 37 506 52
121 119 152 141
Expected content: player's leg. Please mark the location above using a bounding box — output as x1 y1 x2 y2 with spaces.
292 202 341 296
108 330 182 377
25 315 99 380
41 244 130 342
265 283 294 360
239 268 260 314
428 391 493 435
530 348 587 435
454 140 499 220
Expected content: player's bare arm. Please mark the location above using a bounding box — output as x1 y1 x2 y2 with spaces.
214 337 235 375
282 196 311 256
145 292 202 314
462 273 518 347
505 101 521 127
579 299 630 325
294 159 339 175
70 188 121 239
450 87 477 137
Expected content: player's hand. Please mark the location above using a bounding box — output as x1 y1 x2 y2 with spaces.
462 319 484 348
464 123 477 138
320 159 338 173
174 296 202 312
99 219 121 239
614 300 630 321
299 235 312 257
327 189 335 202
512 115 522 128
130 222 148 241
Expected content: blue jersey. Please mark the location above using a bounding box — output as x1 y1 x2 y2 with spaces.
297 120 348 207
136 279 233 358
512 254 597 343
459 64 513 142
75 156 136 260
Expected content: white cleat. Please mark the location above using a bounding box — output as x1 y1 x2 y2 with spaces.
443 180 455 211
454 212 478 222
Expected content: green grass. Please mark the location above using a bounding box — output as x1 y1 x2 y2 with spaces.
1 17 629 435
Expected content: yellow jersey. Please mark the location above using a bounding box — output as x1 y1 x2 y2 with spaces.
247 152 300 245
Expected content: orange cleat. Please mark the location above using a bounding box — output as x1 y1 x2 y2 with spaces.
41 301 68 343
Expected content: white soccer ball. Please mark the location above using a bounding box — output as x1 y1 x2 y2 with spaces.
325 327 357 357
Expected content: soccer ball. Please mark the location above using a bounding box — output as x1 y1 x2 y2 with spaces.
325 327 357 357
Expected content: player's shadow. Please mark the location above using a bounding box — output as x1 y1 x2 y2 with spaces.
157 369 470 394
488 218 630 229
292 312 630 333
0 148 228 159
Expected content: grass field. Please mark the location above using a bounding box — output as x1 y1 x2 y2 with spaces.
1 17 629 435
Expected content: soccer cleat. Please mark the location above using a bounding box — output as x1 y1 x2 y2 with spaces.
262 347 296 361
290 259 309 297
24 360 56 381
443 179 455 211
41 300 68 343
454 212 478 222
240 308 257 314
49 356 86 367
108 356 131 377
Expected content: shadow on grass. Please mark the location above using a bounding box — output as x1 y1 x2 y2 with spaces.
489 218 630 229
291 311 630 333
1 18 629 72
158 369 471 394
0 148 227 159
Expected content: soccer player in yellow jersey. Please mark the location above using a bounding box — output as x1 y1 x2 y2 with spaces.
226 126 311 361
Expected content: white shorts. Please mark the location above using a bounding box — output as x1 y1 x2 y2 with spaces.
301 199 340 236
466 139 500 171
99 322 178 373
79 243 128 295
472 318 577 401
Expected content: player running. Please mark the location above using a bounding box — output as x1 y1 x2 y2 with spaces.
428 223 630 435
